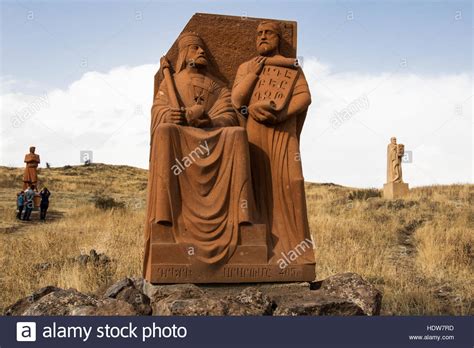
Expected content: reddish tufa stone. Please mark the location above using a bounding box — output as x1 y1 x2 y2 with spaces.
144 13 315 284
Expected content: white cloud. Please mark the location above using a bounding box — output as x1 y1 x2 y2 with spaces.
1 64 156 169
301 58 472 187
1 59 472 187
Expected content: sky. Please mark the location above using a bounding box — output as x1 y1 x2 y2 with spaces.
1 0 472 187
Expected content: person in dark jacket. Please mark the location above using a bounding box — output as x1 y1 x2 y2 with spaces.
16 191 25 219
39 187 50 221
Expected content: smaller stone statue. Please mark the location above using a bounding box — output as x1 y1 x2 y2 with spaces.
23 146 40 190
384 137 409 199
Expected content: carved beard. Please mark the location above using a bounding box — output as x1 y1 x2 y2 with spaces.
187 56 208 68
194 56 208 66
257 41 278 56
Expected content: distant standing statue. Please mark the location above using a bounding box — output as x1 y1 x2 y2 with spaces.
384 137 409 199
387 137 404 183
23 146 40 190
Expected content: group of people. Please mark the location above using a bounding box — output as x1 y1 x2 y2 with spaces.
16 186 50 221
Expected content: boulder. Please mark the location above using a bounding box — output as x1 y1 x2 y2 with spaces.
152 286 273 316
224 287 274 315
312 273 382 315
74 249 111 267
4 286 61 316
144 273 381 316
103 277 152 315
5 273 382 316
103 278 133 298
5 287 140 316
273 296 364 316
21 289 98 316
71 299 138 316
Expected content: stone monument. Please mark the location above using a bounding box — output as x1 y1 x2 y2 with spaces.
144 14 315 283
383 137 409 199
23 146 40 190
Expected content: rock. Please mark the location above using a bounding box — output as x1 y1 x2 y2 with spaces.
224 288 274 315
71 299 138 316
5 273 382 316
103 277 152 315
151 284 224 315
90 249 99 262
152 285 273 316
4 286 60 315
130 277 145 291
73 249 111 267
98 254 111 265
273 296 364 316
6 287 139 316
143 283 199 304
254 282 366 316
22 289 98 316
144 273 381 316
104 278 133 298
33 262 53 272
155 296 227 316
76 254 89 266
115 287 152 315
312 273 382 316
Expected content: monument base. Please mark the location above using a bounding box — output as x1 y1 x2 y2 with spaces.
383 182 409 199
149 263 316 283
146 223 316 284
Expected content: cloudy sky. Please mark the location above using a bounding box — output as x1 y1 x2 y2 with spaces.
1 0 472 187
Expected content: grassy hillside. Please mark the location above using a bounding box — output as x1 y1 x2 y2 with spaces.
0 164 472 315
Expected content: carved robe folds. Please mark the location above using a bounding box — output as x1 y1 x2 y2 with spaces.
144 70 255 279
234 62 315 265
144 15 316 283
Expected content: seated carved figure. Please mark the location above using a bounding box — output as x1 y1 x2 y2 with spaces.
143 33 255 278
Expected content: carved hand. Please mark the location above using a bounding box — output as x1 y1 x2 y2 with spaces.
160 56 171 70
249 100 277 124
247 56 266 76
164 107 186 125
186 105 212 128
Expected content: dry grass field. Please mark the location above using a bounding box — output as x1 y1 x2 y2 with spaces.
0 164 472 315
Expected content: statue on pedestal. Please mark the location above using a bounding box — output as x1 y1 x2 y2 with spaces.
23 146 40 190
144 14 315 283
384 137 409 199
387 137 404 183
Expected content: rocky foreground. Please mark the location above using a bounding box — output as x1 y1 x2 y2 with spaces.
5 273 381 316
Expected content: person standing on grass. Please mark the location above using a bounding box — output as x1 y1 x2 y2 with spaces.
16 191 25 219
39 187 50 221
22 185 35 221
